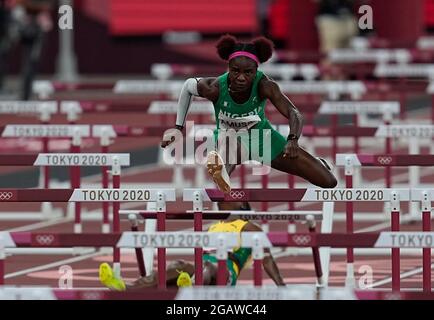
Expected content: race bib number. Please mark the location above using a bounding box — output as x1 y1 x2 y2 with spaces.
218 114 261 131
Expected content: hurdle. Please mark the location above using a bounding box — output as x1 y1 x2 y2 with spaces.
121 205 329 287
0 103 59 190
374 64 434 120
375 124 434 219
318 100 399 161
2 226 434 291
150 63 320 81
328 48 412 65
417 36 434 50
0 101 58 119
428 81 434 123
0 124 91 188
337 155 434 291
374 64 434 80
113 79 367 101
32 80 115 99
113 80 184 99
196 187 432 292
0 124 91 225
0 188 176 279
0 153 130 233
4 285 434 300
328 48 412 81
262 99 396 231
317 102 397 192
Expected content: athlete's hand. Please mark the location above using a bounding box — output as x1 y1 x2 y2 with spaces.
283 140 299 159
160 127 182 148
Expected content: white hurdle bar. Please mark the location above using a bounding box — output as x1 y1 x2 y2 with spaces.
0 153 130 234
375 124 434 219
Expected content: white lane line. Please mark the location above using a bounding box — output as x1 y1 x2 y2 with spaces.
368 263 434 289
5 251 103 279
5 217 73 232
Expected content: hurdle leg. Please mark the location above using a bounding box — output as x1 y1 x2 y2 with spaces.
41 120 51 218
385 128 392 190
42 137 50 189
193 191 204 285
287 174 296 233
128 214 146 277
408 137 421 222
320 201 334 287
391 209 400 291
101 145 110 234
353 114 359 155
40 114 50 189
308 218 323 287
432 95 434 125
253 259 262 287
216 238 228 286
112 159 121 277
71 136 82 233
331 114 338 158
345 173 355 287
156 193 167 289
217 259 227 286
399 77 406 120
0 236 4 285
144 203 157 276
240 164 246 189
261 173 269 232
422 192 431 292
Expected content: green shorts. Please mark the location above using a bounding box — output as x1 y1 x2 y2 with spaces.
203 254 238 286
213 120 286 163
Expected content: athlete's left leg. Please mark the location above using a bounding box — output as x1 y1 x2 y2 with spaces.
271 147 338 188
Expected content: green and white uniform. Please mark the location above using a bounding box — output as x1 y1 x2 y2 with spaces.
213 70 287 163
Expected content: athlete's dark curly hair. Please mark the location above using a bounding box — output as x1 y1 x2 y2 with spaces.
216 34 274 64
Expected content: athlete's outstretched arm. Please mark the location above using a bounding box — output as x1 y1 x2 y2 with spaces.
259 78 304 159
161 77 219 148
176 77 220 130
244 222 286 286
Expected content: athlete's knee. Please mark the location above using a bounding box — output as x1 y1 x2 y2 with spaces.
321 173 338 188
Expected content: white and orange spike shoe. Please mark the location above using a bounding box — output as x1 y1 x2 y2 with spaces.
206 150 231 193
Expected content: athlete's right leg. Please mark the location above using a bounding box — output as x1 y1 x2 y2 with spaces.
215 163 252 211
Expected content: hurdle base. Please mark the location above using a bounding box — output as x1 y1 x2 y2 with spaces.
99 247 113 255
287 223 296 234
41 202 62 220
316 275 325 288
102 224 110 234
71 247 97 256
113 262 121 279
345 263 356 288
74 224 82 234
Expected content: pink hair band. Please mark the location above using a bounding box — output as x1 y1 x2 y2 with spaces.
228 51 260 65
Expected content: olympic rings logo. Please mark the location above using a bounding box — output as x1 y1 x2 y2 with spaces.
35 234 55 246
229 191 246 200
292 235 312 246
0 192 13 201
377 156 392 165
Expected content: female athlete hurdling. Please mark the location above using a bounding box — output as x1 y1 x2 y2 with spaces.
98 35 336 290
162 34 337 212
